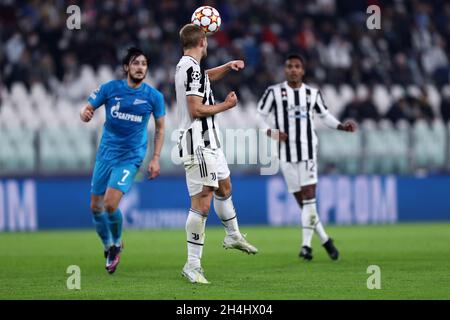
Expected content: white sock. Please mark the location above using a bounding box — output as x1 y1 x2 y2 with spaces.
301 199 319 248
186 208 207 268
315 221 329 244
213 194 240 237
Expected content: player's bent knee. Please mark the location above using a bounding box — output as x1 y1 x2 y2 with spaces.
90 198 104 213
199 203 211 215
215 187 231 198
216 182 232 198
191 192 213 215
190 202 211 215
90 195 104 213
90 203 103 213
190 185 214 214
300 185 316 200
301 192 314 201
104 202 118 214
198 197 212 214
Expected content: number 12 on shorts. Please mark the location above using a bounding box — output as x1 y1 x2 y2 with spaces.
305 160 315 172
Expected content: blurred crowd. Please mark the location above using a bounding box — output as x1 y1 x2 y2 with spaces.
1 0 450 123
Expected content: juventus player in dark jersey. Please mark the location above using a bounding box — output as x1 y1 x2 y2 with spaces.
257 54 357 261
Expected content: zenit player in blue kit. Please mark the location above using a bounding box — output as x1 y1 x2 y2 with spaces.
80 47 166 274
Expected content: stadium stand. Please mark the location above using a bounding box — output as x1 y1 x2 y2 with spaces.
1 0 450 175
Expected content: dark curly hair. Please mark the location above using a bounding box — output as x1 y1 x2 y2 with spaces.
122 47 149 75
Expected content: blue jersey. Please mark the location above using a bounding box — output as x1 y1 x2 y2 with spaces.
88 79 165 166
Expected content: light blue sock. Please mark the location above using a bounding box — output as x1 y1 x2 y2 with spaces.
92 212 112 251
107 209 123 247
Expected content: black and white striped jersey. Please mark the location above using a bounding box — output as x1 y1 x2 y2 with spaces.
257 81 329 162
175 55 220 159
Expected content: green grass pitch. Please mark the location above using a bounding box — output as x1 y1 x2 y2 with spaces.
0 223 449 299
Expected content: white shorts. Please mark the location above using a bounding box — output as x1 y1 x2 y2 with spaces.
184 147 230 196
280 159 318 193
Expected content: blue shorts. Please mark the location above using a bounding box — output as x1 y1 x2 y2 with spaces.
91 160 139 195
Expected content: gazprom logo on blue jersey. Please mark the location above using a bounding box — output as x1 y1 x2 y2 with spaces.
111 102 143 123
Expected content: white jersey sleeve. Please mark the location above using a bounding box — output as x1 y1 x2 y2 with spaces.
257 87 275 116
314 89 341 128
314 90 329 115
185 64 205 98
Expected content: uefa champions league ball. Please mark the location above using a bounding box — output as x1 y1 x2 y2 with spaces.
191 6 221 35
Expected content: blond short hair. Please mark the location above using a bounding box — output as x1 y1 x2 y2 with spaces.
179 24 206 50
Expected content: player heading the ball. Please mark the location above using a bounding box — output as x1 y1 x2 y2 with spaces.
175 23 258 284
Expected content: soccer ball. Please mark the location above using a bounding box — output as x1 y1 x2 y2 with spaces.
191 6 221 35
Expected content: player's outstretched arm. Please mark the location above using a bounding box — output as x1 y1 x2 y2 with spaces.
148 116 165 180
319 111 357 132
187 91 237 118
337 120 358 132
80 104 94 122
315 90 357 132
207 60 245 82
